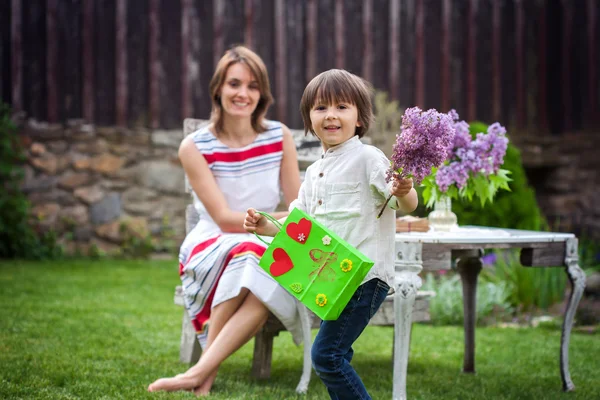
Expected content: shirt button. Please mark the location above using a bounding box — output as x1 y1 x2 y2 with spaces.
319 172 324 177
318 199 323 205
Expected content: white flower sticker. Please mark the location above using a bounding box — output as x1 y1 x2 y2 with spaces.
322 235 332 246
298 233 306 242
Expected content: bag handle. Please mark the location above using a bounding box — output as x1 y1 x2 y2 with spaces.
252 210 283 246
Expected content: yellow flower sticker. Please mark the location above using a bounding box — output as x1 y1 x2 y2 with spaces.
316 294 328 307
340 259 353 272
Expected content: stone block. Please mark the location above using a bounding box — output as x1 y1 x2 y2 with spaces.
90 193 121 225
58 172 95 190
74 185 106 205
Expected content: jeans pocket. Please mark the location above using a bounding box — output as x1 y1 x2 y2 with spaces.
369 280 390 319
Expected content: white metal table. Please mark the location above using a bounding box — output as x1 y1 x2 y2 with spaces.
392 226 586 400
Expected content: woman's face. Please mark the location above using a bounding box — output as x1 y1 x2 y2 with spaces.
219 63 261 119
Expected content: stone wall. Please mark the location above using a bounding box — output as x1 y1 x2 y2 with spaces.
513 133 600 238
17 119 600 258
20 119 188 257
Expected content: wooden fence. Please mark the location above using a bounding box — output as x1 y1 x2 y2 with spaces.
1 0 598 132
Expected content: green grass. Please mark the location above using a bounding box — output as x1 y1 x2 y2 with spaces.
0 260 599 400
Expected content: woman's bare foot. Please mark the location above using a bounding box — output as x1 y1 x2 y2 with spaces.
147 374 198 393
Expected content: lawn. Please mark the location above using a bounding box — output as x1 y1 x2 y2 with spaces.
0 260 598 400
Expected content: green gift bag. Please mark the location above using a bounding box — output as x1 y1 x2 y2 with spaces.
254 207 374 320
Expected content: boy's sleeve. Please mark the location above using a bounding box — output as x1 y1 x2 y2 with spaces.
289 182 307 212
369 150 401 210
289 167 310 212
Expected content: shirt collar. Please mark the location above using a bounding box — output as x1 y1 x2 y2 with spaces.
321 136 362 158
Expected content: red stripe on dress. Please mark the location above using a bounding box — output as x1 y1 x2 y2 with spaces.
203 141 283 165
191 241 266 332
180 235 221 275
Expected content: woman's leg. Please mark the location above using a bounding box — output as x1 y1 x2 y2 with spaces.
193 289 251 395
148 292 269 393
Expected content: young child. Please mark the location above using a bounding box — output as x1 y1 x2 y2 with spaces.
244 69 417 399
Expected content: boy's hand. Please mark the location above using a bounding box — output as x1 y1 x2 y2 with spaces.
391 177 413 198
244 208 277 236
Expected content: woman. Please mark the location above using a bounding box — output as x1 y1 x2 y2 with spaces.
148 46 304 395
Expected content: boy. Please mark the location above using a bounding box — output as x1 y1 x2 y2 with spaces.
244 69 417 399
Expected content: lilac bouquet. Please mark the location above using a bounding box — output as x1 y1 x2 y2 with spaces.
421 110 511 207
377 107 455 218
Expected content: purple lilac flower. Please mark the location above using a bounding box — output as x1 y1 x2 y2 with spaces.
435 110 508 192
387 107 456 185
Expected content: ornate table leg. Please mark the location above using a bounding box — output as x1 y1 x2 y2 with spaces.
561 238 586 391
455 249 483 373
393 242 423 400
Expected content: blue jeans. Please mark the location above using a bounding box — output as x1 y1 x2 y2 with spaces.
311 278 390 400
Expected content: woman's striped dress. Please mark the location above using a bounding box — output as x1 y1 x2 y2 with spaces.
179 120 303 349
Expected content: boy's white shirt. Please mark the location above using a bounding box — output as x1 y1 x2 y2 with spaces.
289 136 398 289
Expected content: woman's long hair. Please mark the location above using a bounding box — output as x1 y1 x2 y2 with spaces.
209 46 273 134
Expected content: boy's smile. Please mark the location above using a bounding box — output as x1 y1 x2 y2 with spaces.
310 103 361 150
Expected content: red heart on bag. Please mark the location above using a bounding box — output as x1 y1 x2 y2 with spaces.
270 248 294 277
286 218 312 244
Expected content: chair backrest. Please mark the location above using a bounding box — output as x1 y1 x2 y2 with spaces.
182 118 210 194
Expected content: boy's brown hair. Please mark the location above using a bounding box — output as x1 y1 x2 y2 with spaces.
209 45 273 134
299 69 374 138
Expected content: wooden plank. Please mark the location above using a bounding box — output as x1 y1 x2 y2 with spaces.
57 0 83 121
362 0 373 83
343 0 363 77
252 0 275 119
501 0 516 127
450 0 468 115
316 0 335 73
389 0 400 100
127 0 148 126
46 0 58 122
334 0 344 69
212 0 224 67
536 0 548 131
11 0 22 113
441 0 451 112
514 0 525 129
0 0 10 104
305 0 317 81
424 0 441 110
244 0 253 48
371 0 389 91
399 0 415 109
115 0 127 126
193 0 213 119
94 0 116 126
181 0 192 121
572 0 589 131
149 0 160 128
561 0 573 132
475 0 492 124
159 0 182 129
587 0 598 125
414 0 424 107
22 0 46 120
82 0 94 123
274 0 287 123
466 0 478 121
285 0 305 129
491 0 501 121
223 0 244 50
520 242 566 267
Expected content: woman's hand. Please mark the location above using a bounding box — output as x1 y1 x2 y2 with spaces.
391 177 413 198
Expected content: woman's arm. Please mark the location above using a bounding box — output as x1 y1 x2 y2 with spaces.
179 136 249 233
279 124 301 208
